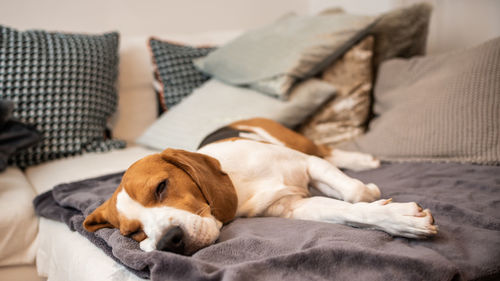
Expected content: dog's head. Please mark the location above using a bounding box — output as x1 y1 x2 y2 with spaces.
83 148 238 255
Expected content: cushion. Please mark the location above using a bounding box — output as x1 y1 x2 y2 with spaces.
0 167 38 266
339 37 500 165
149 38 215 113
0 25 126 168
299 36 374 146
194 13 376 98
370 3 433 68
321 3 433 69
0 100 40 171
136 79 336 151
111 32 241 143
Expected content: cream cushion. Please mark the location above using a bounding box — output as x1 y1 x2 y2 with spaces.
0 167 38 266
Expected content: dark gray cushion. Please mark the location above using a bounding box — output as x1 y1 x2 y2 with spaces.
149 38 215 113
0 25 125 168
0 100 40 171
339 37 500 165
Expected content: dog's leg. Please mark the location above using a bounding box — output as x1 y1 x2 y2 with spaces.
325 149 381 171
270 196 437 239
307 156 380 203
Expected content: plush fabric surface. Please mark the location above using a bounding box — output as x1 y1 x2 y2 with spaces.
34 161 500 281
149 38 215 112
340 37 500 165
0 167 38 266
370 3 433 69
136 79 336 151
0 25 125 168
0 100 40 171
300 36 373 146
194 14 376 98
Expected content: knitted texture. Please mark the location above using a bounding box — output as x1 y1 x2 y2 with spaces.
340 37 500 165
0 25 125 168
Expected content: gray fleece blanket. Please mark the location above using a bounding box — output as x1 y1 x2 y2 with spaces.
34 162 500 281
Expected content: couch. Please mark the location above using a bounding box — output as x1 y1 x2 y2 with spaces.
1 4 499 281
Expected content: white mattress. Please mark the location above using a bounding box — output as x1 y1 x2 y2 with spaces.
37 218 145 281
27 146 158 280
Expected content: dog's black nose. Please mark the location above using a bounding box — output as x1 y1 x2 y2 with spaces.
157 226 185 254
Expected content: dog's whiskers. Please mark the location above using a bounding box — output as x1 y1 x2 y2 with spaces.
195 205 210 216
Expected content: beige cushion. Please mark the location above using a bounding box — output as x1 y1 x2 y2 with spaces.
0 167 38 266
299 36 374 146
339 37 500 165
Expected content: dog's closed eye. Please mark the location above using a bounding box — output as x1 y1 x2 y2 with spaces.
155 179 169 202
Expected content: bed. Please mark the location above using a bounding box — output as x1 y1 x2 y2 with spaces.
1 3 499 281
33 161 500 281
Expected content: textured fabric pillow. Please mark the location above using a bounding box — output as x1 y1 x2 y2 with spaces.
0 100 40 171
194 13 376 99
321 3 432 70
339 37 500 165
149 38 215 113
299 36 374 146
136 79 336 151
370 3 432 69
0 25 125 168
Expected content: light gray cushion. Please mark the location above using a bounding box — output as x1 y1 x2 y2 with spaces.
194 14 375 99
339 37 500 165
136 79 336 151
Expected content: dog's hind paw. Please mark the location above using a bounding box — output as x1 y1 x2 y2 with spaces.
327 149 381 171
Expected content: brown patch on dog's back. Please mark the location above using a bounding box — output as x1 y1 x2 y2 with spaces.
230 118 331 157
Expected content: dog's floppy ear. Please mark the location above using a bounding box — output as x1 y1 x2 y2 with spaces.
83 193 120 232
161 148 238 223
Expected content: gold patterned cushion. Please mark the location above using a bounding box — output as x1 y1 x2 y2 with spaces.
299 36 373 146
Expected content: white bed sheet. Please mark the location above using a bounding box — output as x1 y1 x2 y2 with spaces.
37 218 145 281
27 146 158 280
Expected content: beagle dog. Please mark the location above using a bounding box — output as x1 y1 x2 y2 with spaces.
84 118 437 255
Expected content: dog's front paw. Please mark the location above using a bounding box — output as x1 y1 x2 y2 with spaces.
374 201 437 239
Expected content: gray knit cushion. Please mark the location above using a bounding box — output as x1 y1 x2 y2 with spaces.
339 37 500 165
0 25 125 168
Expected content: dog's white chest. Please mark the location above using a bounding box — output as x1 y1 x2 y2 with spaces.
198 140 311 216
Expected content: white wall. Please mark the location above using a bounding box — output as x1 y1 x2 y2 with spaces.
1 0 499 53
0 0 308 36
308 0 500 54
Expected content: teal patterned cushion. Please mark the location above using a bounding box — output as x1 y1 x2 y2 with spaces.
149 38 215 112
0 25 125 168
